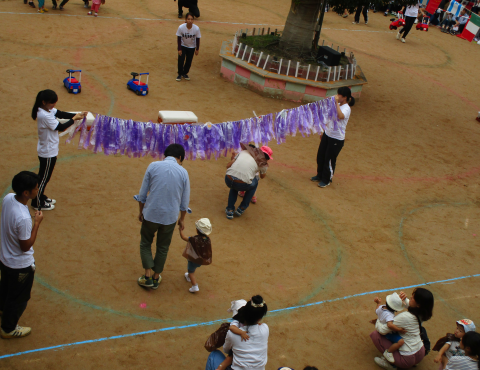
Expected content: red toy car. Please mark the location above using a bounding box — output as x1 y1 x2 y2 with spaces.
416 16 430 31
389 11 406 30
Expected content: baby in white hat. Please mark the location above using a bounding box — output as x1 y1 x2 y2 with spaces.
372 292 407 363
179 218 212 293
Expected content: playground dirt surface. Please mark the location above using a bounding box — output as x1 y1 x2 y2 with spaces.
0 0 480 369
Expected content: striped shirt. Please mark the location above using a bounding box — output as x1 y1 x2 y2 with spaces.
445 356 479 370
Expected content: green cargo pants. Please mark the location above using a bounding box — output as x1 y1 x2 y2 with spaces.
140 219 176 274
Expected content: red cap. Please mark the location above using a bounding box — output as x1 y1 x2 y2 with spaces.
260 146 273 159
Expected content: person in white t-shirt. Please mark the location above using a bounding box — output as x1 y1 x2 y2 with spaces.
0 171 44 339
31 90 87 211
176 13 201 82
396 1 425 43
311 86 354 188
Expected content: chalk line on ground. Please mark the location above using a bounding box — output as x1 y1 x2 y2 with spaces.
1 272 479 360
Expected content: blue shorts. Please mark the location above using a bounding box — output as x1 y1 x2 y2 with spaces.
187 260 201 273
385 332 402 343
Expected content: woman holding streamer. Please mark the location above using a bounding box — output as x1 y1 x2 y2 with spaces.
311 87 354 188
370 288 434 370
31 90 87 211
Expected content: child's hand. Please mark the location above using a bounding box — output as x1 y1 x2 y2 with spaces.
398 327 407 334
240 332 250 341
374 297 382 304
399 291 407 301
434 355 442 363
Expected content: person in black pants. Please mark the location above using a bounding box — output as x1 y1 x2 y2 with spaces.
311 87 355 188
175 0 200 18
353 6 368 24
176 13 201 82
51 0 68 10
31 90 87 210
396 2 424 43
0 171 43 339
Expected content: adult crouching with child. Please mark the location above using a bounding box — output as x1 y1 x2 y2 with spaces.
224 144 273 220
370 288 434 369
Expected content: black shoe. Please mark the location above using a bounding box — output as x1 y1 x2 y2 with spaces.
176 75 182 82
24 0 27 3
183 74 190 81
59 5 64 10
52 4 57 9
310 175 321 182
178 13 183 18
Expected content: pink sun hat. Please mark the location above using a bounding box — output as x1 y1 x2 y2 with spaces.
260 146 273 159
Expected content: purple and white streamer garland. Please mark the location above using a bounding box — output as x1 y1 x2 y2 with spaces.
65 96 339 160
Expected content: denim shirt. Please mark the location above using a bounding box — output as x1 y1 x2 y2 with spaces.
135 157 190 225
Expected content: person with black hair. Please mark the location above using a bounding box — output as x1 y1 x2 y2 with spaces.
135 144 190 290
225 144 273 219
213 295 269 370
445 331 480 370
311 86 354 188
176 13 201 82
371 288 434 370
174 0 200 18
396 1 425 43
31 89 87 211
352 5 368 24
0 172 43 339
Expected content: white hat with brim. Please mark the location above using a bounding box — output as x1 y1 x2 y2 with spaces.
457 319 476 333
195 218 212 236
386 292 404 312
228 299 247 317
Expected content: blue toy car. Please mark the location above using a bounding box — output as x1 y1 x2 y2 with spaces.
63 69 82 94
127 72 149 96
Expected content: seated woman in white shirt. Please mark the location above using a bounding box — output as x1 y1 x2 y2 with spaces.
206 295 269 370
370 287 434 370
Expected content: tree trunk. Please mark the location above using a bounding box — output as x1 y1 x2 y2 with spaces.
279 0 323 56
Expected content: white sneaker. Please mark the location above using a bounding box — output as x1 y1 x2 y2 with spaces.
414 18 418 24
401 38 406 43
383 350 395 363
184 272 191 282
352 21 359 24
189 285 199 293
45 198 56 205
1 325 32 339
32 203 55 211
396 31 401 39
374 356 396 369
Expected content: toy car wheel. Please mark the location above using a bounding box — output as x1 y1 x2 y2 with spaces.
127 85 131 90
145 91 148 95
78 88 82 93
136 90 140 96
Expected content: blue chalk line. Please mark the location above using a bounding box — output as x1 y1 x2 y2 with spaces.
1 272 479 360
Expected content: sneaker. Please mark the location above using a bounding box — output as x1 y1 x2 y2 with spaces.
151 275 161 290
318 181 330 188
1 325 32 339
310 175 321 181
94 12 98 17
183 74 190 81
189 285 199 293
178 13 183 18
352 21 359 24
396 31 401 39
365 21 368 24
251 196 257 204
28 1 35 7
52 4 57 9
176 75 182 82
225 209 234 220
374 356 396 369
235 207 245 217
31 203 55 211
38 8 45 12
45 198 56 205
88 11 92 15
383 350 395 363
238 191 245 197
184 272 191 282
384 12 388 16
137 275 153 288
401 38 406 43
414 18 418 24
59 6 64 10
42 7 48 11
84 3 88 7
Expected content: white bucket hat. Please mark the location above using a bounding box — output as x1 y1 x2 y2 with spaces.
227 299 247 317
457 319 476 333
386 292 404 312
195 218 212 236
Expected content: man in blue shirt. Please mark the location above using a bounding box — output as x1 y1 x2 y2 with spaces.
135 144 190 289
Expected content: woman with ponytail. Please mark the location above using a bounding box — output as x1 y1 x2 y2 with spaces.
311 86 355 188
445 331 480 370
31 90 87 211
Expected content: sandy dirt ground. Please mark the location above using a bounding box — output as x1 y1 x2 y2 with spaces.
0 0 480 369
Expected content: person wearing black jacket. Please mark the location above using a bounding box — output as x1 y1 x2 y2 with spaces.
31 90 87 211
175 0 200 18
